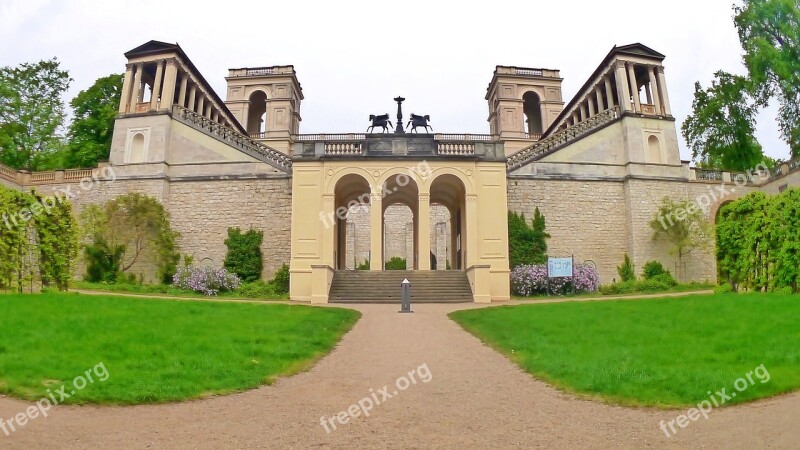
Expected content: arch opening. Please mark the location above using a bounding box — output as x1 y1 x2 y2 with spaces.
247 90 268 135
523 91 543 136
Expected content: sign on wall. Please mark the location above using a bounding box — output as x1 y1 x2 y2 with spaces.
547 257 574 278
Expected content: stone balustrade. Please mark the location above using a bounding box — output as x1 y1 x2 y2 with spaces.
172 105 292 173
507 107 620 170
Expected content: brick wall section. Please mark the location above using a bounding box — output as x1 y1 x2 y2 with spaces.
24 176 292 282
507 177 630 284
166 177 292 280
30 178 169 281
343 204 451 270
506 176 766 284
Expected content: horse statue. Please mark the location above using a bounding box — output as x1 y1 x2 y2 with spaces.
367 114 393 133
406 114 432 133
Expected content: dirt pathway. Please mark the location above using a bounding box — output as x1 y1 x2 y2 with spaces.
1 301 797 449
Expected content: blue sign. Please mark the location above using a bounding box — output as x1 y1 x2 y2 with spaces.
548 257 573 278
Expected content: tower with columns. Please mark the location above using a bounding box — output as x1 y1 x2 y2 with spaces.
224 67 303 154
485 66 565 155
113 41 246 167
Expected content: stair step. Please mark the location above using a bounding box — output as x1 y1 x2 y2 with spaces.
328 270 474 304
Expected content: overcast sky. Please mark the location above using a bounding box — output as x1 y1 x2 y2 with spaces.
0 0 790 161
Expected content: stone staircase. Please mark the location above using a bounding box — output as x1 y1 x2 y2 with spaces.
328 270 474 304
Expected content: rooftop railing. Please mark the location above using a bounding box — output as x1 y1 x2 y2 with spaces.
507 107 620 170
173 105 292 173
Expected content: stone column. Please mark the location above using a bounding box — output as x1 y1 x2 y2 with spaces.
627 63 641 113
188 85 197 113
465 195 478 268
321 194 335 268
130 63 144 113
160 59 179 110
579 103 587 121
614 61 631 112
205 103 212 119
604 75 615 108
588 96 596 116
178 73 188 108
657 66 672 115
150 60 164 110
648 65 662 115
596 86 605 112
370 192 383 271
119 63 134 114
418 193 431 270
197 95 205 116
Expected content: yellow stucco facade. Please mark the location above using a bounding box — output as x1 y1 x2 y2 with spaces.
289 157 510 303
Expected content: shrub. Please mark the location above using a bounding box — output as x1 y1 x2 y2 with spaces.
223 228 264 282
714 284 734 294
650 272 678 287
508 209 550 268
237 281 279 298
270 264 290 295
617 253 636 282
84 237 125 283
173 266 241 296
775 286 794 295
600 279 672 295
642 260 668 280
511 263 599 296
356 259 370 270
385 257 407 271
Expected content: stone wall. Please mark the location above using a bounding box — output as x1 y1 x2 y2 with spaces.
166 177 292 280
507 177 629 283
21 173 292 282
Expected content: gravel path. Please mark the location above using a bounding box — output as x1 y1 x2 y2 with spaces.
1 301 797 449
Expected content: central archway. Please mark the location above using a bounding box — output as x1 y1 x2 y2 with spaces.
382 173 420 269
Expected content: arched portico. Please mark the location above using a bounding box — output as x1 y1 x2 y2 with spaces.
289 142 510 303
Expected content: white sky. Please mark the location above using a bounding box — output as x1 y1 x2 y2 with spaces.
0 0 790 161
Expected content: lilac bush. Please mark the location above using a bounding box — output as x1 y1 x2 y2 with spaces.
511 263 600 296
173 266 241 296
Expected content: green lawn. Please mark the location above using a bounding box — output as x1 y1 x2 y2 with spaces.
73 281 289 300
0 293 359 405
450 293 800 407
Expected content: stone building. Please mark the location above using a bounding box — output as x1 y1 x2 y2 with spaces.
2 40 798 302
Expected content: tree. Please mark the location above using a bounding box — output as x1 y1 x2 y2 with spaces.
223 227 264 282
735 0 800 156
79 193 180 283
508 208 550 268
64 73 123 168
650 197 714 267
0 58 71 170
682 71 766 171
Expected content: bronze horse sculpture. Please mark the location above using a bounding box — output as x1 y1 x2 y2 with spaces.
367 114 393 133
407 114 432 133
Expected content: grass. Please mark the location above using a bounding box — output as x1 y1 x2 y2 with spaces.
0 293 359 404
450 293 800 408
73 280 289 300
